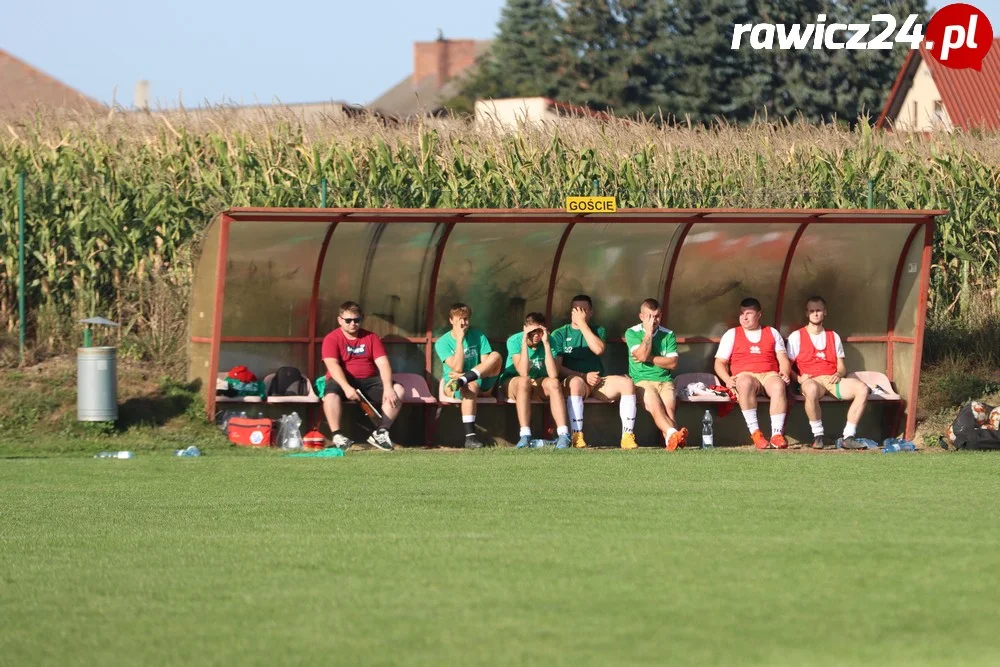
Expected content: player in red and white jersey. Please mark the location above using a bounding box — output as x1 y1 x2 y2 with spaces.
714 297 792 449
787 296 870 450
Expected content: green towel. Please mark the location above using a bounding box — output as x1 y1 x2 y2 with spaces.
314 375 328 399
226 377 266 399
284 448 344 458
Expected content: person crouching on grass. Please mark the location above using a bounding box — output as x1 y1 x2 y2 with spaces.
434 303 503 449
319 301 404 451
498 313 572 449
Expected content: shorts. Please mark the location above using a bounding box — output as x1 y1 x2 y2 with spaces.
735 371 782 393
499 375 552 401
802 374 842 399
635 380 675 405
449 374 499 400
319 374 385 404
562 375 605 399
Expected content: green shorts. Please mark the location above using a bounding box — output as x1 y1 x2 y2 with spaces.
450 374 499 399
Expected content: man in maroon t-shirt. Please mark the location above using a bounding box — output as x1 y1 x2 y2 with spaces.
321 301 404 451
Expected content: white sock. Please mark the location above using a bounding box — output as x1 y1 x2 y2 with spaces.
771 413 786 436
843 422 858 438
519 426 531 437
556 425 569 436
742 409 759 433
619 394 636 434
666 427 678 438
809 420 824 437
568 395 584 433
462 415 476 423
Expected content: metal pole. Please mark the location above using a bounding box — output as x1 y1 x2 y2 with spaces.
17 171 26 365
320 178 328 208
867 178 874 208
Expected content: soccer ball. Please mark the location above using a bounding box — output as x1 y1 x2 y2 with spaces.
989 407 1000 431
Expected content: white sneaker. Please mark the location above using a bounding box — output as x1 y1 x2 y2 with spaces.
367 428 394 451
332 433 353 450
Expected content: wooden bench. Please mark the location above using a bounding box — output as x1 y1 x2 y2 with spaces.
215 372 264 404
261 372 320 404
394 373 437 404
675 371 901 403
217 371 437 407
675 371 904 435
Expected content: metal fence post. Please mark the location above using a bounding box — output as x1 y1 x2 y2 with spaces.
17 171 26 365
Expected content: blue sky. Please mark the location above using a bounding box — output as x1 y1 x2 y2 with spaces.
2 0 998 109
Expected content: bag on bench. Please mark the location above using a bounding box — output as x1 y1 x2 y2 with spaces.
221 365 266 398
268 367 308 397
945 401 1000 451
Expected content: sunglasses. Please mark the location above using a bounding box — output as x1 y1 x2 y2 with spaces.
341 317 363 324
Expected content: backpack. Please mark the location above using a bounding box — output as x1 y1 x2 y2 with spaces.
945 402 1000 451
267 367 308 397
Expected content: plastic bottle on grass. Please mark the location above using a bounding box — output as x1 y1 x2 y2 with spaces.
882 438 916 453
95 451 134 459
701 410 714 449
174 446 201 457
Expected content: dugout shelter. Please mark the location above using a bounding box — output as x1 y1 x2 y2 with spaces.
188 207 943 444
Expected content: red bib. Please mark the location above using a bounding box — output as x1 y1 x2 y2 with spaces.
794 328 838 377
730 327 779 374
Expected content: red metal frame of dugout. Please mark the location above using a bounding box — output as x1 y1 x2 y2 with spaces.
198 208 943 440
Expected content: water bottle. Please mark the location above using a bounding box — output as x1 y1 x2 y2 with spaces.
701 410 714 449
530 439 548 448
278 413 304 450
882 438 916 453
174 446 201 457
95 451 134 459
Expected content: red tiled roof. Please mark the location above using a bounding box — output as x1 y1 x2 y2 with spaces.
877 38 1000 130
0 49 105 117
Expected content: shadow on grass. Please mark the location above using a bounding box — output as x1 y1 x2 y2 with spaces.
116 378 203 431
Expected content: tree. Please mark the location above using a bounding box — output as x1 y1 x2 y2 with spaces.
449 0 929 125
556 0 630 111
825 0 930 124
451 0 564 107
738 0 929 124
654 0 758 124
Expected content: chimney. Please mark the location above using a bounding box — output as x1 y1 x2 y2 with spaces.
134 80 150 111
412 37 479 89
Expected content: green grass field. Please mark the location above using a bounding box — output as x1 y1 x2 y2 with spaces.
2 449 999 666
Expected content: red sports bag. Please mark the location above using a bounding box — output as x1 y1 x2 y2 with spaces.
227 417 273 447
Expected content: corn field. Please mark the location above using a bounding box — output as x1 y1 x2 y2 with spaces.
1 110 998 359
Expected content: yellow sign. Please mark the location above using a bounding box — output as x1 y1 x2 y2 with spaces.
565 196 617 213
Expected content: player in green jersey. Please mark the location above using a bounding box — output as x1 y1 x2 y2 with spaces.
498 312 571 449
624 298 688 450
550 294 639 450
434 303 503 449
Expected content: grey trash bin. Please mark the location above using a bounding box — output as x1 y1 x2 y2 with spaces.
77 346 118 422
